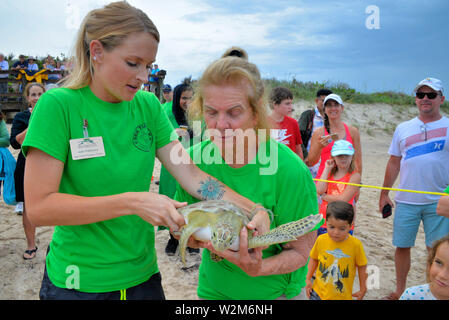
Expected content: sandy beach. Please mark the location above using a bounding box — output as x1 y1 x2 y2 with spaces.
0 100 443 300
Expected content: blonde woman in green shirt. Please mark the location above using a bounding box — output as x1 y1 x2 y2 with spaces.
22 1 269 300
175 48 322 300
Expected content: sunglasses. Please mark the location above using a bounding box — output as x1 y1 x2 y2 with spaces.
416 92 439 99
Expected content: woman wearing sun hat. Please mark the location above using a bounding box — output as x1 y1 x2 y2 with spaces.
306 93 362 179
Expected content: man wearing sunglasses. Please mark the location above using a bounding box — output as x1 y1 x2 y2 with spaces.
379 77 449 300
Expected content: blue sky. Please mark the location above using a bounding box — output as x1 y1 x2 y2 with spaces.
2 0 448 94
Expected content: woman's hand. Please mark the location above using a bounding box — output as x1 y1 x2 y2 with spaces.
175 128 190 139
321 193 328 202
324 158 335 171
133 192 187 232
248 207 270 236
319 135 332 148
203 227 263 277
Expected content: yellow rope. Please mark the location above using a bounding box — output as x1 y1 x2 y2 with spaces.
313 179 449 196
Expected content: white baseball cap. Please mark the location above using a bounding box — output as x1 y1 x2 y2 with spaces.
331 140 355 157
324 93 344 106
414 77 444 93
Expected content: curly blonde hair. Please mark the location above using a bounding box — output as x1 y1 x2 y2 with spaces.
188 48 271 138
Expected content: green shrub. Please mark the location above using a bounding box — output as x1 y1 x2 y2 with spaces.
264 78 424 107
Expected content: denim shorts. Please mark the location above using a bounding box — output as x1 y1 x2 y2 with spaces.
393 202 449 248
39 267 165 300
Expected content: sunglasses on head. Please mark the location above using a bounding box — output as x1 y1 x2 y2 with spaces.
416 92 439 99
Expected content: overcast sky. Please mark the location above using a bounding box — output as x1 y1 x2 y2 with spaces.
2 0 448 94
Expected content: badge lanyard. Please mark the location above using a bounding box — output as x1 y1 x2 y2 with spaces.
82 119 94 143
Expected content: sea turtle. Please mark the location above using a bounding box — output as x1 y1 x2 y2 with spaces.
174 200 322 266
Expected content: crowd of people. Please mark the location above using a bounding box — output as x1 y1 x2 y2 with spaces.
2 54 68 77
1 1 448 301
0 53 68 99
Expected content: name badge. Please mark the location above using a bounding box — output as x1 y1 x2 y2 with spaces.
70 137 106 160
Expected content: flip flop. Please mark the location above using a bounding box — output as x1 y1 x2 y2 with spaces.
23 247 38 260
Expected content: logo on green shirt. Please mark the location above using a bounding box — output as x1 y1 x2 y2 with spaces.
133 123 153 152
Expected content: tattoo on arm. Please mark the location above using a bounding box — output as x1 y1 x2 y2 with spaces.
197 177 225 200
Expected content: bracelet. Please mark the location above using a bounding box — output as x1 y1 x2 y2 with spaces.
249 203 274 223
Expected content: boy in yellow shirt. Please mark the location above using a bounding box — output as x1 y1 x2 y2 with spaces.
306 201 368 300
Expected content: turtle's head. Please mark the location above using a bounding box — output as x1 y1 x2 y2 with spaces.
211 223 236 252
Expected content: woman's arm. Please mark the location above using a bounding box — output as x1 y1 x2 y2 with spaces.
321 172 361 203
204 228 317 277
316 159 335 195
157 140 270 234
305 128 328 167
24 147 186 231
14 129 27 146
350 126 362 175
259 231 316 276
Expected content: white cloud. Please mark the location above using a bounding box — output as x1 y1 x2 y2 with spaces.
131 0 283 84
2 0 336 85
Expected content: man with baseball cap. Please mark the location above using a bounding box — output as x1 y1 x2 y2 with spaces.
161 84 173 114
379 77 449 300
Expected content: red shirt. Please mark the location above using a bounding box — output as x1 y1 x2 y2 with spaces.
271 116 302 152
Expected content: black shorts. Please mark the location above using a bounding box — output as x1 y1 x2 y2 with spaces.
39 266 166 300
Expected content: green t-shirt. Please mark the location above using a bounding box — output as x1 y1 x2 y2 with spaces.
22 86 175 293
445 186 449 194
162 101 174 125
159 100 179 199
174 139 321 299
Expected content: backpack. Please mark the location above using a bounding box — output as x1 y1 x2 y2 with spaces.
0 148 17 205
298 109 315 158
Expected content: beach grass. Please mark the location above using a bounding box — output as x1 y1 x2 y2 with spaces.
264 78 449 112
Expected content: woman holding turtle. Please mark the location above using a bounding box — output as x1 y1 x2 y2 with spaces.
174 48 322 300
22 1 269 300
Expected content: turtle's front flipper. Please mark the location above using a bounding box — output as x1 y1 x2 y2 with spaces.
179 224 201 267
248 214 322 248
